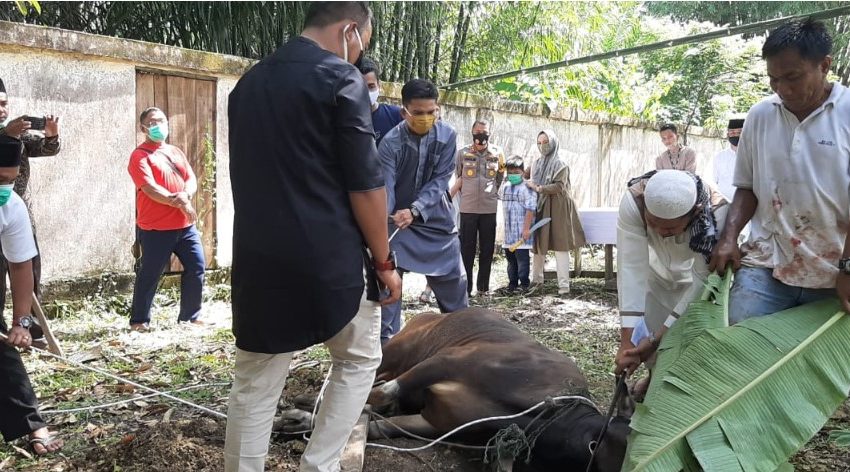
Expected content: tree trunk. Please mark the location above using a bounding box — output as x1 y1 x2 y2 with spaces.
390 1 404 82
448 2 466 84
431 3 444 83
417 3 430 79
401 8 415 81
449 1 474 84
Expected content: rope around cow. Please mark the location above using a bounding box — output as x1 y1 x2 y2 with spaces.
5 331 615 468
363 394 600 453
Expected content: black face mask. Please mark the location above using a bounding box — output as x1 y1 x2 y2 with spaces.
473 133 489 146
728 136 740 146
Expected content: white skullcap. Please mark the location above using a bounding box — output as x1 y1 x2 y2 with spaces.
644 170 697 219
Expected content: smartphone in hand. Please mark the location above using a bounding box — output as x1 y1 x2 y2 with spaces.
25 116 46 131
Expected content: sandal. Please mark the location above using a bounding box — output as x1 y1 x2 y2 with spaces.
29 434 63 455
130 323 150 333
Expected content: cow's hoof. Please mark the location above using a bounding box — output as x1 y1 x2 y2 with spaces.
273 408 314 434
292 392 319 412
367 379 400 407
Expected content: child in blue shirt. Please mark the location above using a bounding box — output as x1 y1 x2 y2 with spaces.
497 156 537 294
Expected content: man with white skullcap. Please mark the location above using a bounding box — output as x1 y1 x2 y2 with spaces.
614 170 729 379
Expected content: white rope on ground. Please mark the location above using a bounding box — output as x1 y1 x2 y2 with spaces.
303 365 333 441
1 332 227 419
40 382 231 415
365 395 599 453
368 410 488 450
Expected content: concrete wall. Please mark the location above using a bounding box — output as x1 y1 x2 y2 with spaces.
0 21 250 280
0 21 729 281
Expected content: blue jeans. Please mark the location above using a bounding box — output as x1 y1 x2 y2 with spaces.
505 248 530 289
130 225 205 325
728 267 835 325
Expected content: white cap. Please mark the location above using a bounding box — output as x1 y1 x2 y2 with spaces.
644 170 697 219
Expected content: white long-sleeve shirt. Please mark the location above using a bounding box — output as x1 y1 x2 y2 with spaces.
713 147 737 201
617 191 728 331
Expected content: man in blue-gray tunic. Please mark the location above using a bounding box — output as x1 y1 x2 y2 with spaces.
378 78 468 343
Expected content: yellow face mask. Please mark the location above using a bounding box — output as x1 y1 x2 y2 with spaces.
405 110 437 135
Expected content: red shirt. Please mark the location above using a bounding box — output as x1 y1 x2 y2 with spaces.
128 141 194 231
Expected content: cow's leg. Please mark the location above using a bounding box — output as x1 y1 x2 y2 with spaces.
367 350 464 408
368 378 402 406
273 408 314 434
367 414 440 440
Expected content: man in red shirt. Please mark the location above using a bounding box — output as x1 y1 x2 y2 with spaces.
127 107 204 332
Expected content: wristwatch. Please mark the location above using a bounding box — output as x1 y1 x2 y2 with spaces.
648 331 659 347
13 315 34 329
839 258 850 275
409 205 421 220
373 251 397 271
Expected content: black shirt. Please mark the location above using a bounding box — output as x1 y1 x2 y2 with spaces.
228 36 384 353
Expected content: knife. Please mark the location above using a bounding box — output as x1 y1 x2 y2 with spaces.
508 217 551 252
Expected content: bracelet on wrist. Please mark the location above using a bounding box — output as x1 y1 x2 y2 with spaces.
373 251 397 271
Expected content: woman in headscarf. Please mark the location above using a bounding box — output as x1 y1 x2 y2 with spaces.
526 129 586 295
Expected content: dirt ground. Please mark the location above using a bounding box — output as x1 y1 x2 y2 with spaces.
3 252 850 471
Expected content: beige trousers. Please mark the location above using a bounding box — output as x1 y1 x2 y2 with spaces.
224 291 381 472
531 251 571 290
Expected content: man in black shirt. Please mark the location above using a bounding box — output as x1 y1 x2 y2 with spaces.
224 3 401 471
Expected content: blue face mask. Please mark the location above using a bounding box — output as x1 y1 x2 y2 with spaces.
0 183 14 206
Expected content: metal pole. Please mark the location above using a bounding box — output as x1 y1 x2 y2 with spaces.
444 5 850 90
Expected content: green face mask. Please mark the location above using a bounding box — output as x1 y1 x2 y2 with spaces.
0 183 14 206
146 123 169 143
507 174 523 185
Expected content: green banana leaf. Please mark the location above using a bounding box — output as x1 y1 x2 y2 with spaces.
622 271 850 472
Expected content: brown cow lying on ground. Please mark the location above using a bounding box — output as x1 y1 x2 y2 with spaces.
279 307 631 471
367 307 631 471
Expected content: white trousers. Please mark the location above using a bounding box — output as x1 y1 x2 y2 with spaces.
531 251 571 289
224 291 381 472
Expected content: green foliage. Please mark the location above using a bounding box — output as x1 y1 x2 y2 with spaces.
829 429 850 447
646 2 850 85
461 2 663 118
641 30 769 133
2 1 845 126
13 0 39 15
195 129 217 261
624 270 850 471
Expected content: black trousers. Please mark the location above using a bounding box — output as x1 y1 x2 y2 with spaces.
459 212 497 294
0 317 45 441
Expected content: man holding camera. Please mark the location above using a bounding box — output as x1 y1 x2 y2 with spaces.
0 78 60 320
0 78 60 349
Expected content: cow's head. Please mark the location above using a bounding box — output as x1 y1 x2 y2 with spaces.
585 415 631 472
524 392 633 472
